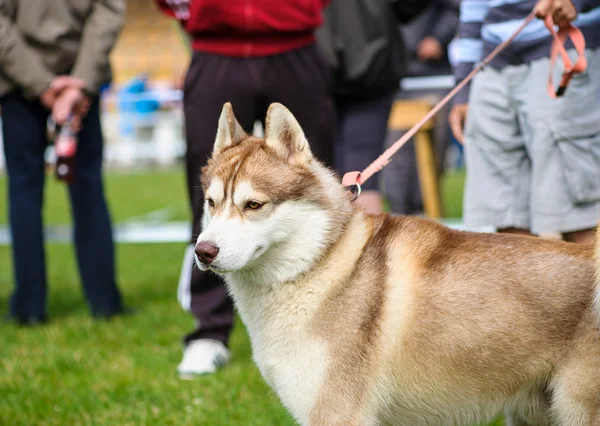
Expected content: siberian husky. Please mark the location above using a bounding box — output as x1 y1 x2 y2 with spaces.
194 102 600 426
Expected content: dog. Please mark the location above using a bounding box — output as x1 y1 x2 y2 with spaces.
194 102 600 426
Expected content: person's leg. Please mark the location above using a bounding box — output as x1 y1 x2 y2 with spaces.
381 89 423 216
67 98 124 317
522 48 600 239
462 67 531 233
383 131 423 215
432 91 452 178
262 44 336 169
1 93 49 323
178 52 261 375
334 92 395 214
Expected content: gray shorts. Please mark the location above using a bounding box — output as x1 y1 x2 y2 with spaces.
463 48 600 234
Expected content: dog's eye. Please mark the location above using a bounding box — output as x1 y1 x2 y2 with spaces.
206 198 215 208
246 201 262 210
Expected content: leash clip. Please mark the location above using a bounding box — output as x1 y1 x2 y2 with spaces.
342 171 362 201
345 182 362 201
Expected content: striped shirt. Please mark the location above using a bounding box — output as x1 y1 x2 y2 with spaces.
454 0 600 103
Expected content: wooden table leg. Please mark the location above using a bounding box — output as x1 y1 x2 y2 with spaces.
414 130 443 219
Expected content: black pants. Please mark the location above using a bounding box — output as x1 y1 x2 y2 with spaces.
334 92 395 192
1 93 123 318
182 44 336 346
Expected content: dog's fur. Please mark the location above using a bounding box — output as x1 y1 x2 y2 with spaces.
195 103 600 426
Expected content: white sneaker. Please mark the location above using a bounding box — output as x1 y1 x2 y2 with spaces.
177 339 231 378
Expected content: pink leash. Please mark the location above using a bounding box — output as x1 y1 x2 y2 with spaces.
341 11 587 197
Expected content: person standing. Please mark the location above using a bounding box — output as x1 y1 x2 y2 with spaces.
0 0 129 325
382 0 460 215
317 0 435 214
449 0 600 247
155 0 336 377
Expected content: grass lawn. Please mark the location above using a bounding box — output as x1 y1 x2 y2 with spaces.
0 168 503 425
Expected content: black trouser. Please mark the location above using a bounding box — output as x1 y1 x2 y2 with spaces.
334 92 395 192
1 93 123 319
182 44 336 346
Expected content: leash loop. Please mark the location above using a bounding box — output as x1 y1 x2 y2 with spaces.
544 15 587 98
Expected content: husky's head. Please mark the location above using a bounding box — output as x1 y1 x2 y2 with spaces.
194 103 352 284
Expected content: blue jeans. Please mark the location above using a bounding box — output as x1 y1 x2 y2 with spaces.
1 93 123 318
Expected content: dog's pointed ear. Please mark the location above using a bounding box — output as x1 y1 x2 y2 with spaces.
264 103 313 165
213 103 248 156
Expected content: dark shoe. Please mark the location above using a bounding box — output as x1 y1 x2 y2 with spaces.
3 313 48 327
92 306 135 320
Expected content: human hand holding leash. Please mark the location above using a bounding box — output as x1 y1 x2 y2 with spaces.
534 0 577 30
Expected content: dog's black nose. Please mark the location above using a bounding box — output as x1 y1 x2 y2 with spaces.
195 241 219 264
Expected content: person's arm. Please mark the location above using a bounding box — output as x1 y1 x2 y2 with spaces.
70 0 126 96
448 0 489 143
416 0 460 63
0 0 56 100
430 0 460 48
453 0 487 105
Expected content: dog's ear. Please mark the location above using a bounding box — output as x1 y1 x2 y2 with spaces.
264 103 313 165
213 103 248 156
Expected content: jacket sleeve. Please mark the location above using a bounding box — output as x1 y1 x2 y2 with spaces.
430 0 460 47
0 0 56 99
453 0 489 104
71 0 126 95
390 0 436 24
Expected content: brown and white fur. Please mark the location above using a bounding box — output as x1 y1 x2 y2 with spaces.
195 102 600 426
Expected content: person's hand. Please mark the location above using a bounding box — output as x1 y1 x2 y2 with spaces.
52 87 90 132
417 37 444 62
449 103 469 144
534 0 577 29
40 76 87 109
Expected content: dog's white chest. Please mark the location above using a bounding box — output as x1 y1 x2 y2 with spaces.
252 332 328 422
228 280 330 424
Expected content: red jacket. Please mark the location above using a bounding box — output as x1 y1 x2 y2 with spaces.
155 0 330 57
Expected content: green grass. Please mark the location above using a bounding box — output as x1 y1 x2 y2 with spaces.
0 169 191 226
0 243 293 426
441 170 466 218
0 168 503 425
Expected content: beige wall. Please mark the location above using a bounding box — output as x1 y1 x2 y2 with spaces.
110 0 190 86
